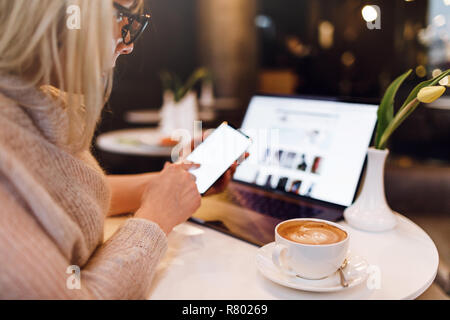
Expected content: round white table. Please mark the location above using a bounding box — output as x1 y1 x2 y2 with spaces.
96 128 173 157
105 206 439 300
125 110 216 125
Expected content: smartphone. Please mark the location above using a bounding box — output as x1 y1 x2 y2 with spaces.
186 122 252 195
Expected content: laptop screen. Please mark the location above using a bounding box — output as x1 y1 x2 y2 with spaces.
233 95 378 207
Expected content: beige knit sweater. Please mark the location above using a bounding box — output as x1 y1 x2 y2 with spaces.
0 75 168 299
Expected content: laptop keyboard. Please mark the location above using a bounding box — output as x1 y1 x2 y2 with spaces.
217 187 342 222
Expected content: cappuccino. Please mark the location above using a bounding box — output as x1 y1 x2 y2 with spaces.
278 220 347 245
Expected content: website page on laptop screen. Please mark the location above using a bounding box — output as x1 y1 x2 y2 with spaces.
234 96 378 207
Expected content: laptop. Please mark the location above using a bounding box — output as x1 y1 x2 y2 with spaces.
191 95 378 246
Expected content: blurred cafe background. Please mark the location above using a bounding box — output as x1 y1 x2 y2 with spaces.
94 0 450 298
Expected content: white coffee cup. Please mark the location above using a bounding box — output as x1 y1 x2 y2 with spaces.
272 218 349 280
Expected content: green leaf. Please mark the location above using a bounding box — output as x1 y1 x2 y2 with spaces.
377 98 420 150
176 68 211 102
399 69 450 112
160 71 174 92
183 68 210 91
375 69 412 148
172 79 182 101
160 67 212 102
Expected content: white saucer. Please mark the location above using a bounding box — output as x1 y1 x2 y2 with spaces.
256 242 369 293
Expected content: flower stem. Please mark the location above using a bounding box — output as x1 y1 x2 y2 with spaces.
377 98 420 150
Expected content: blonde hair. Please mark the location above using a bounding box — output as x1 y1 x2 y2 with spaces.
0 0 116 151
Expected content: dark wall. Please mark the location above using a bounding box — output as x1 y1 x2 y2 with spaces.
258 0 429 99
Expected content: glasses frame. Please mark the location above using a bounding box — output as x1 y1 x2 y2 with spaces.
113 2 151 45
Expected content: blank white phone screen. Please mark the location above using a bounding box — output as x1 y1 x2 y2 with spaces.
186 123 251 194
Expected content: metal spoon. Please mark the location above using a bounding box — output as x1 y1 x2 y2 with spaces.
338 259 349 288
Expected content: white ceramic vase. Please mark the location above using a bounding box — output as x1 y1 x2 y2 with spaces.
177 91 199 135
159 91 176 136
159 91 199 137
200 81 215 110
343 147 398 232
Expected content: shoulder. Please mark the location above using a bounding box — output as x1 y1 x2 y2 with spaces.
0 92 40 134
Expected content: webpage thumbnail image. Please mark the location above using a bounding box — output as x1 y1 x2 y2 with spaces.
252 148 324 197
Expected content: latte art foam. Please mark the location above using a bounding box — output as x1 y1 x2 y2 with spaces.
278 221 347 245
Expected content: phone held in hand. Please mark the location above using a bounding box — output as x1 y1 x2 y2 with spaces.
186 122 252 195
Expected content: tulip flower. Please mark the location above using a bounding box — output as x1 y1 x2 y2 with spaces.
439 75 449 87
375 69 450 150
417 86 446 104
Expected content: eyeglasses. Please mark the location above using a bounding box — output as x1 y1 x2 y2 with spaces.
113 2 151 45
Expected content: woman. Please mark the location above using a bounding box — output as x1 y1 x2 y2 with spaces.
0 0 238 299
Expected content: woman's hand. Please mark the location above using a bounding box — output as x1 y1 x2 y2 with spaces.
185 131 250 197
135 162 202 235
203 152 249 197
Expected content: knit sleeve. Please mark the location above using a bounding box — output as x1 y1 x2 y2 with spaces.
0 184 168 300
81 218 168 299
